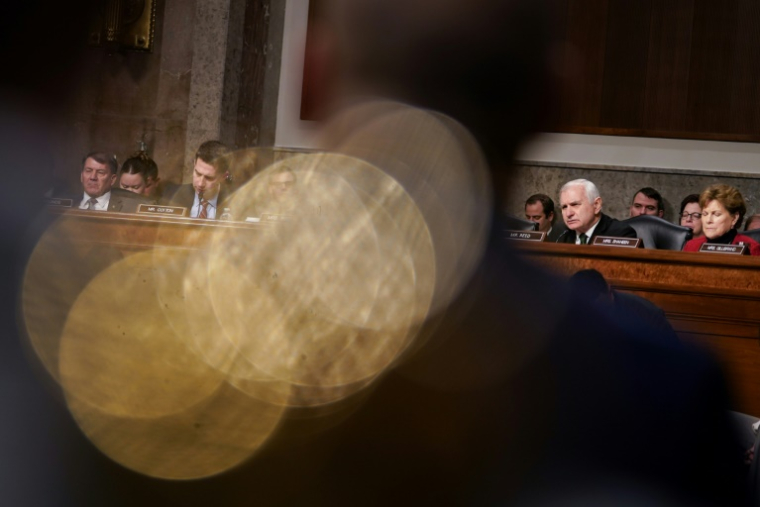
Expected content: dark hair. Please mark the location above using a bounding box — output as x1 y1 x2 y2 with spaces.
633 187 664 213
82 151 118 175
699 184 747 227
568 269 610 301
120 152 158 181
195 140 230 173
679 194 700 215
525 193 554 218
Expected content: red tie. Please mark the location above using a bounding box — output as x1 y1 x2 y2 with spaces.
199 199 209 219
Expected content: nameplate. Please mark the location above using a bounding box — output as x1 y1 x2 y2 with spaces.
504 230 546 242
698 243 747 255
260 213 293 222
46 198 73 208
593 236 642 248
137 204 187 217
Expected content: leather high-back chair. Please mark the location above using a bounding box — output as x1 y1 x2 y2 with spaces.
741 228 760 243
624 215 693 250
502 214 538 232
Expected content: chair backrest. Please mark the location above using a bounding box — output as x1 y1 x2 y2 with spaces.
502 214 538 232
624 215 693 250
741 228 760 243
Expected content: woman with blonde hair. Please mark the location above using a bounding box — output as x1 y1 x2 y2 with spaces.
683 184 760 255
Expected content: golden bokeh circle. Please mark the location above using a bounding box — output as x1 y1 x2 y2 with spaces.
66 382 285 480
206 152 436 392
22 211 125 383
58 250 226 419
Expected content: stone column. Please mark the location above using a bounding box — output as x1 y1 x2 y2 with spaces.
184 0 232 181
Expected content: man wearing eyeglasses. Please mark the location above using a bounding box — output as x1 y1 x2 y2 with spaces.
268 168 296 206
260 167 298 217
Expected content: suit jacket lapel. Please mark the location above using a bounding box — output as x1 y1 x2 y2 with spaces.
557 229 576 243
590 213 609 241
108 197 122 212
182 186 195 209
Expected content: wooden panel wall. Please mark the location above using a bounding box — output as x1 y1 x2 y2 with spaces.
643 0 694 133
550 0 760 142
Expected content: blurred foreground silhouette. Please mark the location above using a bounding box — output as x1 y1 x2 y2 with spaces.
3 0 750 505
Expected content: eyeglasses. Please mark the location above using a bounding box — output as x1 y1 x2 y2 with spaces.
680 212 702 220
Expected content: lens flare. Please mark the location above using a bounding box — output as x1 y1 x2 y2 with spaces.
20 102 493 479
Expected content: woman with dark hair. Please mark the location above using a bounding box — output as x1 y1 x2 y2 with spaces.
683 184 760 255
118 152 159 197
678 193 703 238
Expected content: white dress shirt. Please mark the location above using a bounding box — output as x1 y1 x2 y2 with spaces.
79 191 111 211
191 192 219 219
576 217 600 245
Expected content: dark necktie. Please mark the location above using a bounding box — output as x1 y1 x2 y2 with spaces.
579 233 588 245
199 199 209 219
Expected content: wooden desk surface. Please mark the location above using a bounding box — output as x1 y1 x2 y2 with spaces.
43 208 273 251
37 211 760 415
513 241 760 416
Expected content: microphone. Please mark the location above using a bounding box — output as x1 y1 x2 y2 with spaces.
555 229 572 243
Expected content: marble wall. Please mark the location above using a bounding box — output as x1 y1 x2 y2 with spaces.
263 149 760 229
55 0 195 188
54 0 285 191
52 0 760 223
265 150 760 227
503 161 760 226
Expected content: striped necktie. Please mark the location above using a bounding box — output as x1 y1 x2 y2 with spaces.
199 199 209 219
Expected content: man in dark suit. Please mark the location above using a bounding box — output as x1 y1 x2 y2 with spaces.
525 193 566 242
556 178 637 244
77 152 117 211
163 140 231 219
76 152 153 213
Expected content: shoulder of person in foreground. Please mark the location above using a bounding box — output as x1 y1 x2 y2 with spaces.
612 290 680 344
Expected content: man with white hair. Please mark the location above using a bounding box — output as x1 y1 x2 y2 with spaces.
556 178 637 244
